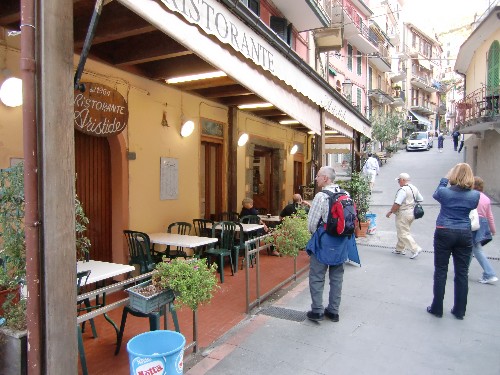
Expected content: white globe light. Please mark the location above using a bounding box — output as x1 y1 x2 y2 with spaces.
237 133 249 147
290 144 298 155
180 120 195 137
0 77 23 107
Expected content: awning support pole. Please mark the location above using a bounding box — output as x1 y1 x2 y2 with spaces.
74 0 105 91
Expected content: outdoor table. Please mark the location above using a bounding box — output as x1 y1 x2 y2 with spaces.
148 232 218 257
258 215 281 223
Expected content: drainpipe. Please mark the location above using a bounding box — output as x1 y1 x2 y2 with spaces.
20 0 42 373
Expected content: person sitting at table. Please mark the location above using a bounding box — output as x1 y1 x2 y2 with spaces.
279 194 311 220
240 197 269 232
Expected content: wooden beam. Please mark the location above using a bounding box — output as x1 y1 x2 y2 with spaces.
140 54 215 80
193 84 252 98
325 136 353 144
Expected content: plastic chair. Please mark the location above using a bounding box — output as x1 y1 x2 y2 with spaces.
165 221 193 258
77 270 98 339
115 231 180 355
239 216 261 269
123 230 156 273
205 221 237 283
217 211 239 222
256 207 268 215
192 219 215 258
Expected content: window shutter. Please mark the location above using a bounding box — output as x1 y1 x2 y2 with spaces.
487 41 499 94
286 23 293 46
347 44 353 71
248 0 260 16
357 53 362 75
270 16 288 42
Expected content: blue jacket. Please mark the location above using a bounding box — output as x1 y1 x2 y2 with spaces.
433 178 480 230
306 226 358 265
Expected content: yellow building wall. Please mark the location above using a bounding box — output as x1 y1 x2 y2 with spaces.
1 44 310 234
0 46 23 168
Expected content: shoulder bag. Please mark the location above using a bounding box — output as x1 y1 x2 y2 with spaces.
408 186 424 219
469 209 480 231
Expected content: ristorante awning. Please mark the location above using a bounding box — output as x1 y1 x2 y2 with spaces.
117 0 371 138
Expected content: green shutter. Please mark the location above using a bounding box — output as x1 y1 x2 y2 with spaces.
487 41 499 96
347 45 353 71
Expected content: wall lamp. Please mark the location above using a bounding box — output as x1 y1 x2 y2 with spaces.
180 120 195 137
237 133 249 146
290 144 298 155
0 77 23 107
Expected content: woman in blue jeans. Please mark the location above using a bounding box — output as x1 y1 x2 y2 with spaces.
427 163 480 320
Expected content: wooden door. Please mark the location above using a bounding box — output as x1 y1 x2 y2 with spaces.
75 131 112 261
293 160 303 195
252 148 273 212
201 140 222 220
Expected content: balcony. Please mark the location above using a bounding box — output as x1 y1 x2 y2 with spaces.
410 99 434 115
273 0 330 31
390 70 406 83
368 45 391 72
454 86 500 134
410 74 438 93
437 103 447 115
314 26 343 52
368 88 394 105
330 0 378 53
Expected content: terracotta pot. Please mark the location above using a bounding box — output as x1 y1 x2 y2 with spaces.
0 288 20 317
355 221 369 238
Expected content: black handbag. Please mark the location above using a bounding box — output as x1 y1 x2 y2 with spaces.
408 186 424 219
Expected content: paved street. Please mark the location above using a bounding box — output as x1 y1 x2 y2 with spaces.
186 136 500 375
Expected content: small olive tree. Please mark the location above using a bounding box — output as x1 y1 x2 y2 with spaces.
371 112 405 150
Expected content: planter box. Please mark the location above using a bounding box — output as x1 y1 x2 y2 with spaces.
126 281 175 314
0 328 27 375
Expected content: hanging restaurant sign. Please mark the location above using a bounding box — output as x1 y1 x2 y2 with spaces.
74 82 128 137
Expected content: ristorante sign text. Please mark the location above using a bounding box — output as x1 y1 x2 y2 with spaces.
74 82 128 137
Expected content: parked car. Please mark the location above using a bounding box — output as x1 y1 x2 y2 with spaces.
406 131 432 151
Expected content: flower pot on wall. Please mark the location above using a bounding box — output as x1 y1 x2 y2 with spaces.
0 288 20 317
0 328 27 375
355 221 369 238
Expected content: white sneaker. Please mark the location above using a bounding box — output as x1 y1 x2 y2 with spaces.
479 276 498 284
392 249 406 255
410 249 421 259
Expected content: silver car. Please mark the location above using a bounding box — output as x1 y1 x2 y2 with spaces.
406 131 432 151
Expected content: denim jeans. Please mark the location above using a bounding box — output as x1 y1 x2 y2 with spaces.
430 228 472 318
471 242 497 279
309 254 344 314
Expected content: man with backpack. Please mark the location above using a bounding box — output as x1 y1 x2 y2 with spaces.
305 166 358 323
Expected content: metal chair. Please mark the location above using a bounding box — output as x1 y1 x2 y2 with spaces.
165 221 193 258
205 221 238 283
217 211 239 222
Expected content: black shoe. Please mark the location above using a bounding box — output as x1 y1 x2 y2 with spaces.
426 306 442 318
324 309 339 322
451 308 464 320
306 311 324 322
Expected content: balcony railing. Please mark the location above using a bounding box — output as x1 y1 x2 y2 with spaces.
345 3 378 46
454 86 500 127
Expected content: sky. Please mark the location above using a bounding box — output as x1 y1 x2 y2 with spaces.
401 0 495 33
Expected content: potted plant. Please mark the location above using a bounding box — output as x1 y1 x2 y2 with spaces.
0 163 90 374
145 258 219 311
338 172 372 237
264 208 311 257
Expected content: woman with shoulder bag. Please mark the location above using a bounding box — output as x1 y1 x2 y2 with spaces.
470 176 497 284
427 163 480 320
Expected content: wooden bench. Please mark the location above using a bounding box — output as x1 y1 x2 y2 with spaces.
375 152 388 165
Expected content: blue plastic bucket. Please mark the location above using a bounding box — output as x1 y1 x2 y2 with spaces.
366 213 377 234
127 330 185 375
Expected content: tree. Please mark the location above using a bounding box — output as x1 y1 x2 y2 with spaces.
370 112 405 149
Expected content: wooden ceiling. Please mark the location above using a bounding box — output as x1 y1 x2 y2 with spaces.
0 0 312 132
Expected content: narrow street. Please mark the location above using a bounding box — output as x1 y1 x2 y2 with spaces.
186 138 500 375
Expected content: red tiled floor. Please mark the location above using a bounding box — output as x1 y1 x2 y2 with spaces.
78 251 309 374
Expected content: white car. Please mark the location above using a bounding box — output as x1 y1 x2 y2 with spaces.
406 131 432 151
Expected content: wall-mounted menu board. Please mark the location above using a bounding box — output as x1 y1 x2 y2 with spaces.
160 157 178 200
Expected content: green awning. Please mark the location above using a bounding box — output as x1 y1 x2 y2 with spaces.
329 67 337 76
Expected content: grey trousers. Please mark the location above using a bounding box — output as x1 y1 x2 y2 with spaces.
309 254 345 314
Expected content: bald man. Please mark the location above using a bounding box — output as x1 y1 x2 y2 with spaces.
279 194 311 220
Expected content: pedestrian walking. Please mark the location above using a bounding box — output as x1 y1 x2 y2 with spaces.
305 166 356 323
452 129 460 151
427 163 480 320
362 153 379 190
470 176 497 284
386 173 423 259
437 133 444 152
458 133 465 153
